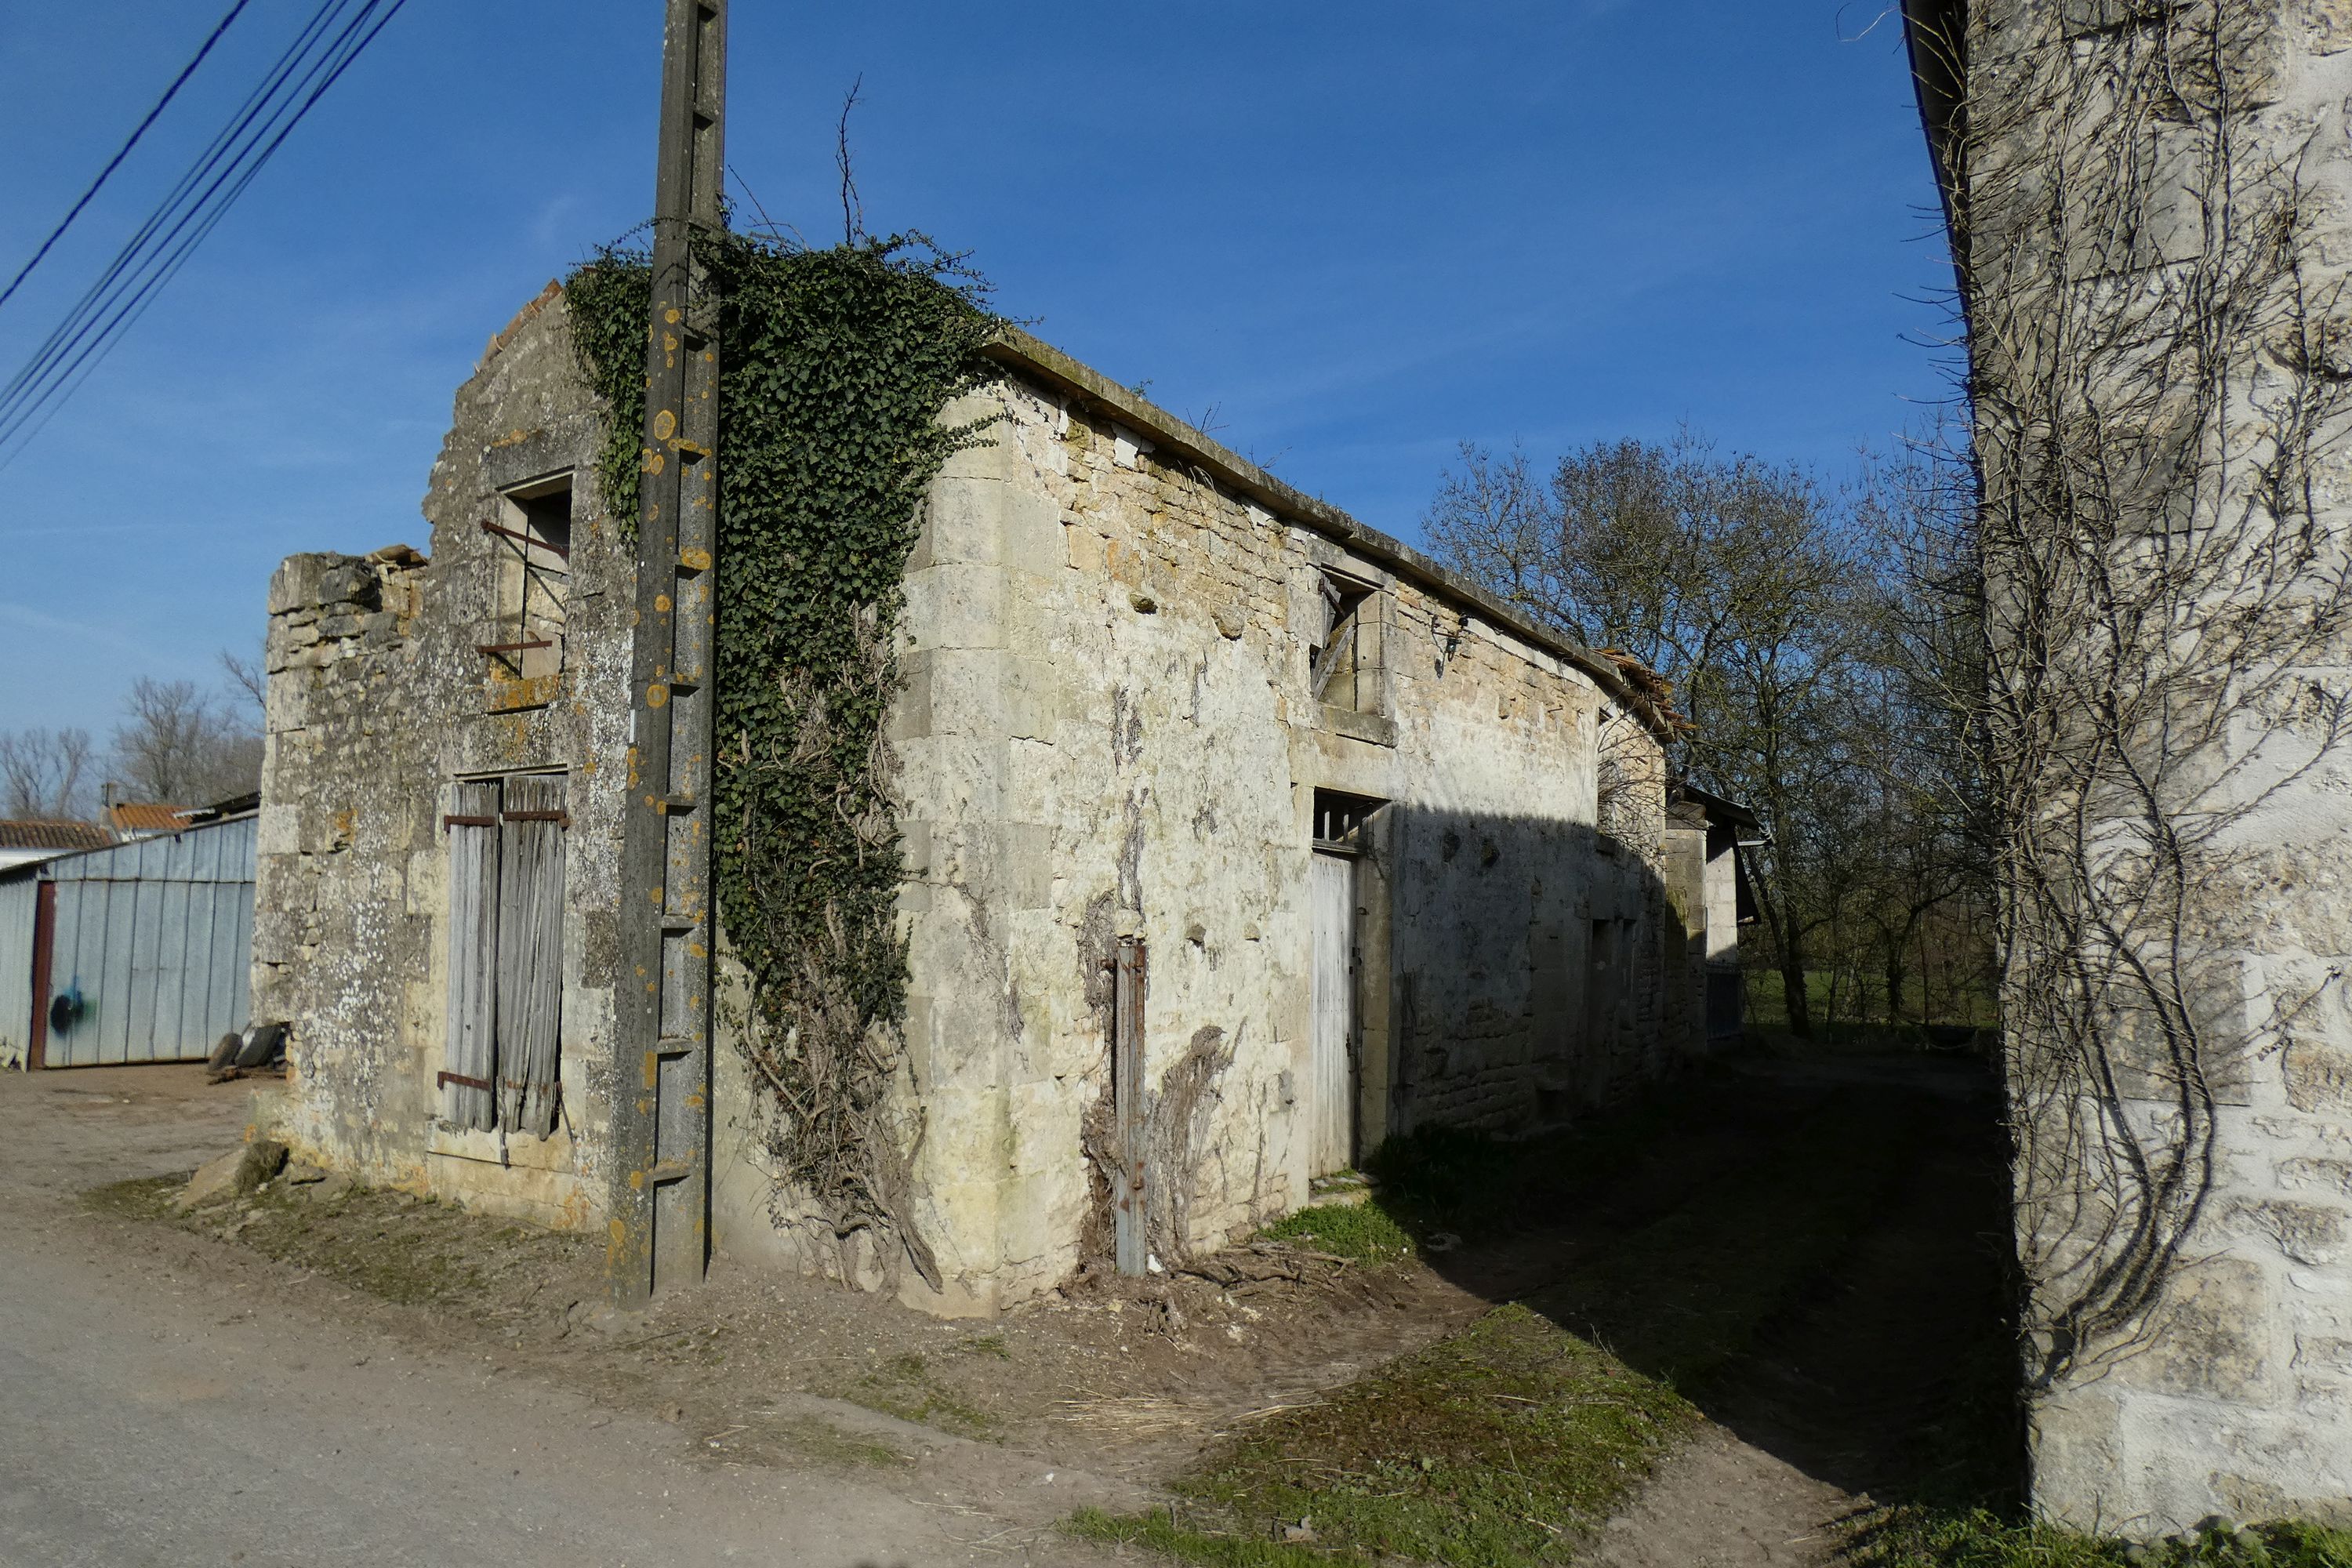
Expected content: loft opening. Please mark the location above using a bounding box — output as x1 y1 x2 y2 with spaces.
481 473 573 683
1312 788 1385 853
1308 570 1379 713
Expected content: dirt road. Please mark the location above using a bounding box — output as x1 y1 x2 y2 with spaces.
0 1067 1117 1568
0 1048 2016 1568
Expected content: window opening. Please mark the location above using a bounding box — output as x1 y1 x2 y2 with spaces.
1585 916 1633 1060
480 475 572 681
1312 788 1384 853
1308 572 1375 710
441 771 568 1138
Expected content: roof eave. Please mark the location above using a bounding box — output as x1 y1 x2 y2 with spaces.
1902 0 1971 318
981 327 1683 747
1669 782 1763 832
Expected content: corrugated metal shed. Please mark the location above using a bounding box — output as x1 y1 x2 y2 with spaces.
0 877 34 1069
0 813 256 1069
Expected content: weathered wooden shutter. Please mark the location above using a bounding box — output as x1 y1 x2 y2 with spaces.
441 781 501 1130
495 773 567 1137
1309 851 1357 1176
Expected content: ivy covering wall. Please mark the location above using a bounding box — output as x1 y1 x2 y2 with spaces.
566 234 999 1284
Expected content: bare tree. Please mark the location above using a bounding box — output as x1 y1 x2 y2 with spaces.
218 644 266 712
110 676 261 806
1428 435 1916 1039
0 727 96 818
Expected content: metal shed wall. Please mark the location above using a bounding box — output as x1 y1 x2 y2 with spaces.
34 815 257 1067
0 877 34 1069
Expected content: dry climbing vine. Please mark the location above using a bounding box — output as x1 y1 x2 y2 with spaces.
1915 0 2352 1386
568 233 1000 1287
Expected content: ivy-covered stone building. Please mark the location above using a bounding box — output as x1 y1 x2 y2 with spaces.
252 278 1744 1315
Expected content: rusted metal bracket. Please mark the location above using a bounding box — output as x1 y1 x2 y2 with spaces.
479 518 571 560
441 814 496 830
1113 936 1149 1276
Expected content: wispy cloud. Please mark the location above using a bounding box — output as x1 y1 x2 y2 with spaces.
0 599 173 664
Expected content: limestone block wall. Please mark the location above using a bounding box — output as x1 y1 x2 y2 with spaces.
255 289 631 1233
2029 781 2352 1530
837 354 1680 1312
1907 0 2352 1532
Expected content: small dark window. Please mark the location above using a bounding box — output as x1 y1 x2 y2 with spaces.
1309 572 1376 711
1586 916 1632 1059
481 477 572 681
1312 789 1384 852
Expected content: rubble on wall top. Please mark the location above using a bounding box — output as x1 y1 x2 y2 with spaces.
476 278 564 375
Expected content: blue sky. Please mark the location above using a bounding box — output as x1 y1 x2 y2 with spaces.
0 2 1951 735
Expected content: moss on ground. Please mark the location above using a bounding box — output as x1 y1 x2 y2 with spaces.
230 1185 590 1308
85 1171 594 1313
840 1351 998 1440
1853 1512 2352 1567
1075 1303 1694 1567
1258 1201 1417 1264
82 1174 183 1221
760 1417 909 1471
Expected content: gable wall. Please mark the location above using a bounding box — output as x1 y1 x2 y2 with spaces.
254 296 629 1233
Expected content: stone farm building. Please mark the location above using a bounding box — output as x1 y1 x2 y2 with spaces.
255 283 1747 1315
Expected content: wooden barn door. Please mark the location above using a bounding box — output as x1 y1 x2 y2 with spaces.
1309 850 1358 1176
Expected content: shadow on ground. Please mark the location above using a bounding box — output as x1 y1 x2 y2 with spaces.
1366 1042 2024 1512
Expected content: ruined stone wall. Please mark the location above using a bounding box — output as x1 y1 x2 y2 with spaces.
1918 0 2352 1532
255 288 631 1233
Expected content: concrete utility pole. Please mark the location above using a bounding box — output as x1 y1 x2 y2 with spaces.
610 0 726 1308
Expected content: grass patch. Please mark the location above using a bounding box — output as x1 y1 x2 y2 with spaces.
1088 1302 1694 1568
1259 1201 1417 1263
1364 1123 1515 1214
957 1333 1011 1359
1254 1106 1646 1263
772 1417 909 1470
843 1352 996 1439
82 1174 185 1222
1311 1061 1780 1254
87 1171 594 1314
1853 1511 2352 1566
1068 1508 1345 1567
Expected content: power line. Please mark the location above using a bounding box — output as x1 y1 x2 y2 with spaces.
1 0 357 440
0 0 408 466
0 0 373 442
10 2 402 440
0 0 252 316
